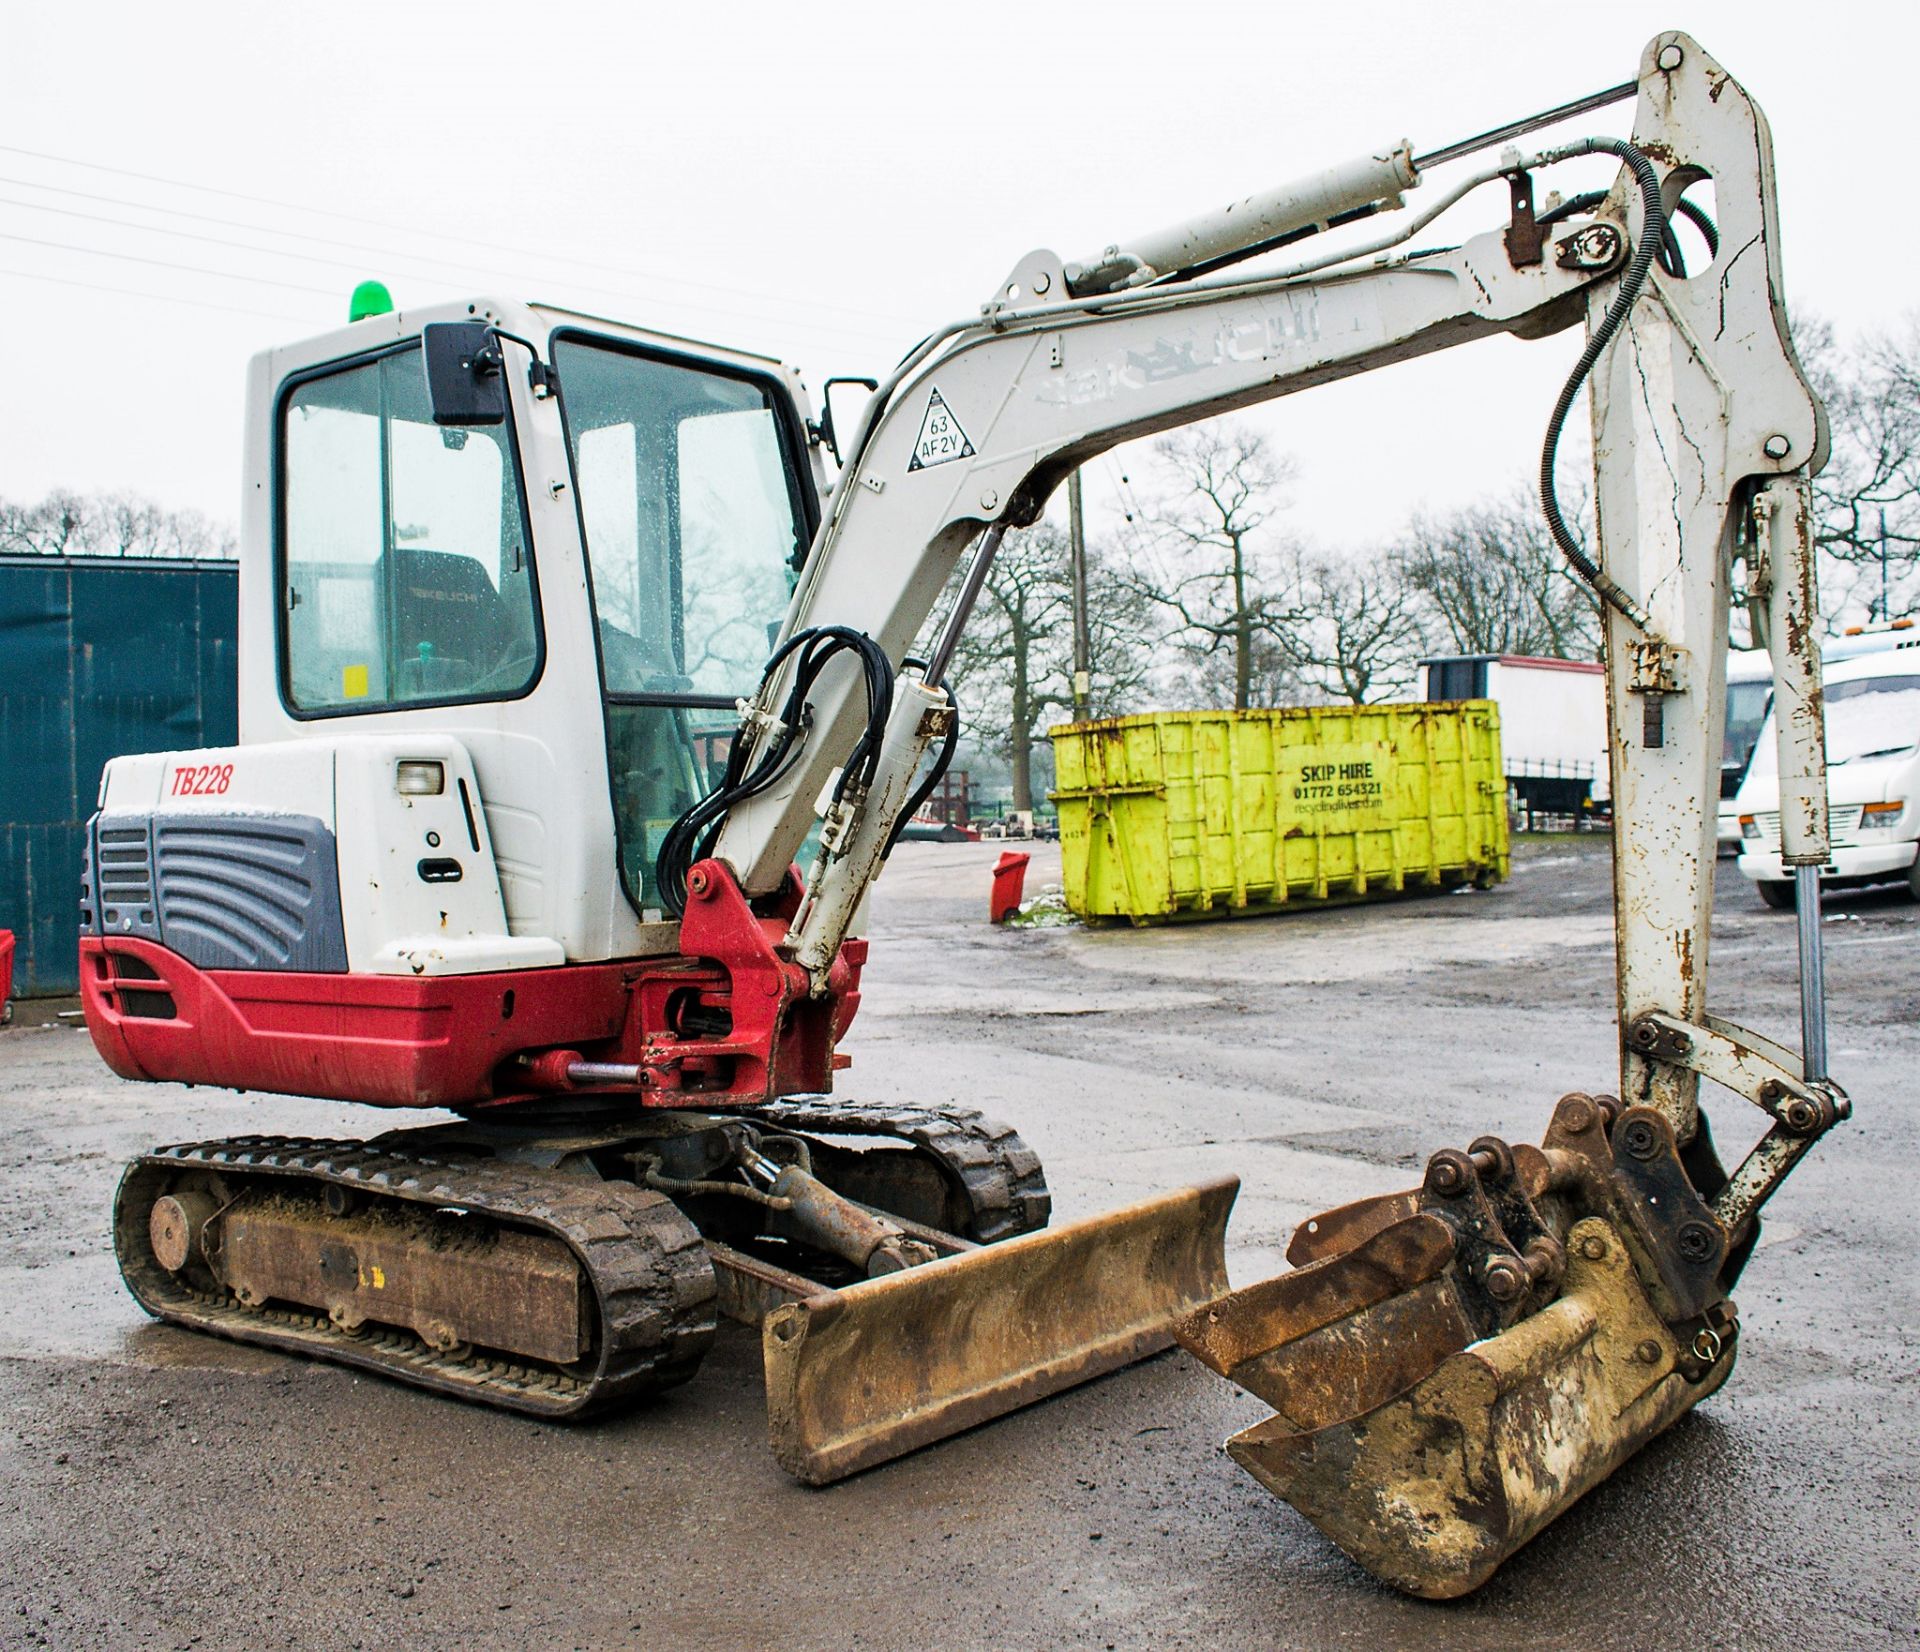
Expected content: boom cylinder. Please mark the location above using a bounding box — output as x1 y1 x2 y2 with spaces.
1064 143 1419 293
786 677 953 981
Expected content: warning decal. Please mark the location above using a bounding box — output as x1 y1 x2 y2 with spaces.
908 389 975 471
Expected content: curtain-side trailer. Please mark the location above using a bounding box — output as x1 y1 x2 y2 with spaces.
1422 653 1607 819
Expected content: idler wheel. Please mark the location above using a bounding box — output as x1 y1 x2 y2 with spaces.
149 1191 217 1272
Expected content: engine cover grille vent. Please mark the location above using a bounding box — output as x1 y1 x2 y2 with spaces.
89 820 160 939
151 814 349 972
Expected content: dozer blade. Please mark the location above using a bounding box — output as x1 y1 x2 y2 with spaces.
761 1176 1236 1484
1195 1215 1733 1600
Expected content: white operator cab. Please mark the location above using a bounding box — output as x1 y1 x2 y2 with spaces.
97 298 832 975
1735 647 1920 906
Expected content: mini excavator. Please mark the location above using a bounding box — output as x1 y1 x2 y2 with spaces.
84 32 1847 1596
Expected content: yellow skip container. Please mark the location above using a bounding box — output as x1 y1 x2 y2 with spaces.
1048 703 1507 924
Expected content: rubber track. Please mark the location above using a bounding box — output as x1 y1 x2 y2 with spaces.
749 1098 1051 1242
114 1137 717 1418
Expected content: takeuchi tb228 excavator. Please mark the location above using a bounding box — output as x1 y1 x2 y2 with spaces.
82 33 1848 1597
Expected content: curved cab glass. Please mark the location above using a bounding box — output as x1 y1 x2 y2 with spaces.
552 334 811 914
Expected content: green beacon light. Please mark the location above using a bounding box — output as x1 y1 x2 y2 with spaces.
348 279 394 323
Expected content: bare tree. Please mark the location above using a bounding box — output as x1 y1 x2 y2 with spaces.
1124 425 1305 709
1393 482 1601 660
1800 313 1920 624
0 488 236 559
1278 550 1427 703
0 489 93 556
939 521 1150 812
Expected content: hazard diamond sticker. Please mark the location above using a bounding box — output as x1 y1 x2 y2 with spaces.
908 388 975 471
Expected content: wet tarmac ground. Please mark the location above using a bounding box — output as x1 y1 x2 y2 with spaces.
2 835 1914 1650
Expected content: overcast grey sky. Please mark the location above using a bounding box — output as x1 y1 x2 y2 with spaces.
4 0 1914 553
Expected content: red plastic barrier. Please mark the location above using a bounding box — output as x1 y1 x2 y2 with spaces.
990 852 1031 924
0 929 13 1007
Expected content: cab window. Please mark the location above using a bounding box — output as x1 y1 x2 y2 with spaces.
551 333 812 914
280 346 540 712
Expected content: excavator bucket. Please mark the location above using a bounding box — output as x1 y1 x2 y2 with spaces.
1173 1095 1751 1597
758 1177 1236 1483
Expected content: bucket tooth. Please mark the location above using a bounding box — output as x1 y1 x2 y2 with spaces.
762 1177 1236 1484
1175 1212 1468 1431
1285 1142 1552 1268
1217 1216 1735 1599
1284 1188 1420 1267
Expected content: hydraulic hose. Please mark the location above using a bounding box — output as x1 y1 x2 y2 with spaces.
881 657 961 860
654 626 895 915
1537 138 1670 632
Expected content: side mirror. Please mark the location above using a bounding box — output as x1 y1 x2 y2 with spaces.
809 375 879 465
421 322 507 427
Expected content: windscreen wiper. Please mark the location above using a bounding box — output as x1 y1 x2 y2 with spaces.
1831 745 1914 764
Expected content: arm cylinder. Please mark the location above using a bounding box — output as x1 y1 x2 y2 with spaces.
786 678 952 980
1064 143 1419 293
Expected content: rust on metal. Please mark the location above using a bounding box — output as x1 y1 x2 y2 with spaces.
1285 1144 1551 1268
1219 1277 1476 1433
706 1238 819 1327
1221 1217 1733 1600
1177 1213 1453 1376
209 1192 586 1364
1504 170 1546 267
1285 1189 1419 1267
766 1164 937 1276
1187 1086 1768 1597
762 1176 1236 1484
148 1190 215 1272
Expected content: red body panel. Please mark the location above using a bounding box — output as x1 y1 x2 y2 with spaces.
79 861 865 1113
81 935 636 1107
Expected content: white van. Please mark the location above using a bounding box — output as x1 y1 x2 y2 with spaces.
1717 648 1775 854
1716 627 1920 857
1734 648 1920 907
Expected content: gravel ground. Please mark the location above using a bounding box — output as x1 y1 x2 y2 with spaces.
1 834 1914 1651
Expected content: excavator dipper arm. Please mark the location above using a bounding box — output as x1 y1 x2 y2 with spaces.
685 29 1846 1595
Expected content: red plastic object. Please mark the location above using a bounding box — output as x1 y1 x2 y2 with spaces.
990 852 1031 923
81 935 635 1108
0 929 14 1007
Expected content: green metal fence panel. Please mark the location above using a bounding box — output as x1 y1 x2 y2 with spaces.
1049 703 1508 924
0 556 237 994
